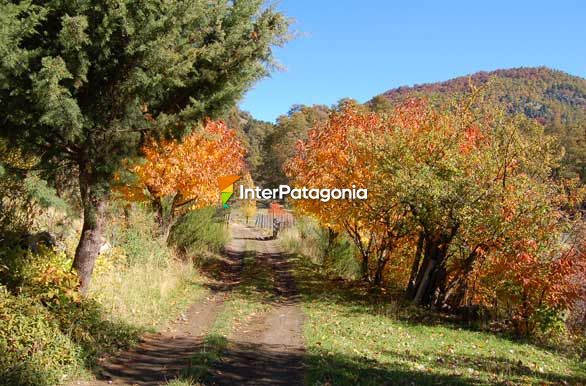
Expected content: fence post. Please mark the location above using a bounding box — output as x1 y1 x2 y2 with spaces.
272 217 280 239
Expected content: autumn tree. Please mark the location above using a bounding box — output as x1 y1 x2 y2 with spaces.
463 180 586 334
285 103 411 284
0 0 289 291
371 95 580 314
286 92 584 325
239 172 257 224
126 120 245 237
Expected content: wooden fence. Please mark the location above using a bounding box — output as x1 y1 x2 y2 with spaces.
254 212 295 230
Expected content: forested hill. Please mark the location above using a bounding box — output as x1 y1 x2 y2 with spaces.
373 67 586 181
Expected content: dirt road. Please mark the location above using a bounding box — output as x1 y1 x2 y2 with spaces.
205 225 305 386
72 223 305 386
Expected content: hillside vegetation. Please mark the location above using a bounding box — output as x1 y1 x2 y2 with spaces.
372 67 586 181
242 67 586 189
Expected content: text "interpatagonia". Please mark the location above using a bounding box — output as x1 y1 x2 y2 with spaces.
239 185 367 203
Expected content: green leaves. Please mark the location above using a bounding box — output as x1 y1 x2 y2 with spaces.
0 1 47 78
59 15 89 51
23 174 68 211
1 0 290 169
31 56 84 137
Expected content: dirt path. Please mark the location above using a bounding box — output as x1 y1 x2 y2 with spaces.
71 227 247 386
205 226 305 386
71 223 305 386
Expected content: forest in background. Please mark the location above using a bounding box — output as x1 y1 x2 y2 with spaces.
241 67 586 188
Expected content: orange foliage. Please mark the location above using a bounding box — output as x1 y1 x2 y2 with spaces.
129 120 245 211
285 96 586 330
285 103 415 283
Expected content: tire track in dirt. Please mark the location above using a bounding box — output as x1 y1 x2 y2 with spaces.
205 226 305 386
71 227 248 386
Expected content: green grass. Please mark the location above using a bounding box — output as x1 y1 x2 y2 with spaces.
292 255 586 386
165 380 198 386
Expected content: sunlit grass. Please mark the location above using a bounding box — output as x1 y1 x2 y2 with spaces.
293 256 586 386
89 257 206 330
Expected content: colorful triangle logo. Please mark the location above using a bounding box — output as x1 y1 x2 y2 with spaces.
218 175 240 208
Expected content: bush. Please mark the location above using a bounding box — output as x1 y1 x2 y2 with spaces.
168 207 228 255
0 246 141 386
47 297 141 368
531 306 568 341
280 217 360 279
0 246 78 302
0 288 79 386
105 203 168 266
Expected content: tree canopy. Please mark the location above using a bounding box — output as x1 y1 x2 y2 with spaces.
0 0 290 291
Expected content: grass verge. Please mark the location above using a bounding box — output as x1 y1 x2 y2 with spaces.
89 258 206 330
291 255 586 386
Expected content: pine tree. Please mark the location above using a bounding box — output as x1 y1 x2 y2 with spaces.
0 0 289 292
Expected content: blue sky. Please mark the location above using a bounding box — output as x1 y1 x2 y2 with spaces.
239 0 586 122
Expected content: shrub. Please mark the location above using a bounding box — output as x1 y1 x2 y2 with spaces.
168 208 228 255
0 287 79 386
0 246 141 386
531 306 568 341
0 246 78 302
47 297 141 368
280 217 360 279
105 203 169 267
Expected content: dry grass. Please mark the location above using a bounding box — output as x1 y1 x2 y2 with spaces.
89 256 206 330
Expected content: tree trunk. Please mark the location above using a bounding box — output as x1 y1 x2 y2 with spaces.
445 250 479 309
413 256 435 304
324 227 338 266
373 256 388 286
406 232 425 298
72 165 108 294
153 196 165 229
409 229 456 308
361 251 370 283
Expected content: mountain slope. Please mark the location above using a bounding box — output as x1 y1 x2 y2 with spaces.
373 67 586 181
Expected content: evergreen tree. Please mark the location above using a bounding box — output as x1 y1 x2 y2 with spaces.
0 0 289 291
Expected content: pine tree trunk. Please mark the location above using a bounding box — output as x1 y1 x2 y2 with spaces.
72 165 108 294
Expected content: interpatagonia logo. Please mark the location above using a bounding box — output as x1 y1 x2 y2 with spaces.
217 175 241 208
239 184 367 202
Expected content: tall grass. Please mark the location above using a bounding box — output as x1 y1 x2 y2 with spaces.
279 216 361 279
87 203 208 329
168 207 229 255
89 256 203 329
